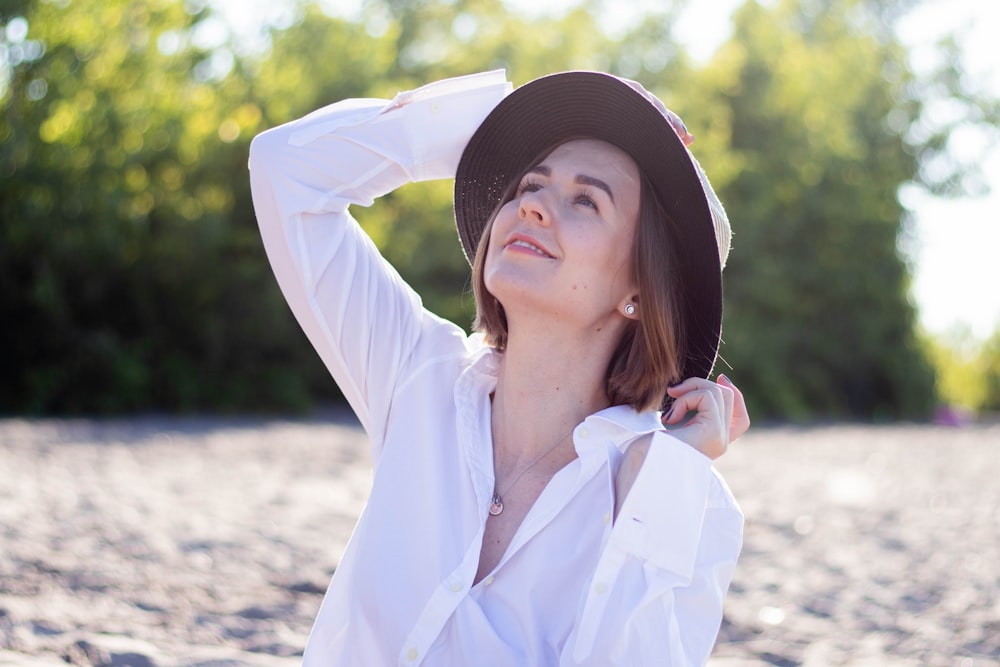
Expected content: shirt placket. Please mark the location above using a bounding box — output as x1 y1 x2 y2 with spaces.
397 534 484 666
395 355 496 666
489 422 610 575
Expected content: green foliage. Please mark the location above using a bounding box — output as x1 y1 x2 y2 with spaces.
2 0 995 417
1 0 334 412
978 330 1000 412
922 327 1000 415
684 0 947 420
921 328 986 412
246 0 632 327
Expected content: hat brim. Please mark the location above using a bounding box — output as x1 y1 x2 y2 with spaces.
454 71 722 382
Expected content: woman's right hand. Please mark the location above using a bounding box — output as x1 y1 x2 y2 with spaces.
618 77 695 146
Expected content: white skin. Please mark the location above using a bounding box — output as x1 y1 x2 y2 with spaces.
475 139 750 581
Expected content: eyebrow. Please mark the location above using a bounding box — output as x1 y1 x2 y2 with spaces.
527 165 616 204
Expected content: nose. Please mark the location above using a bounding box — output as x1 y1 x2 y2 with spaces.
518 190 550 226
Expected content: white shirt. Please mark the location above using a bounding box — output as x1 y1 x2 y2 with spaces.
248 70 743 666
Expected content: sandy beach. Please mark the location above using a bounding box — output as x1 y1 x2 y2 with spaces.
0 413 997 666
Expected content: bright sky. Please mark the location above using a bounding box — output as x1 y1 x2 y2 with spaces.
213 0 1000 340
676 0 1000 340
895 1 1000 341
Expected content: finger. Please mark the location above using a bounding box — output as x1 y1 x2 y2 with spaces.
663 109 695 146
619 78 692 145
663 386 724 427
664 388 730 459
718 374 750 441
666 376 718 397
666 379 725 422
715 376 735 428
662 392 695 425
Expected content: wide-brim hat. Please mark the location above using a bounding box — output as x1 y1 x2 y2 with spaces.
454 71 730 381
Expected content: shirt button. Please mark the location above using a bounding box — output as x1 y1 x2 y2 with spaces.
406 647 419 661
594 582 608 595
603 511 611 525
578 427 590 439
449 581 463 593
483 575 495 586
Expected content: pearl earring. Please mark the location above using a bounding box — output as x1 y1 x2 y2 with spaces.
624 303 636 316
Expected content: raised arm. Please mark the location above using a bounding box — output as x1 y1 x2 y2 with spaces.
248 72 510 447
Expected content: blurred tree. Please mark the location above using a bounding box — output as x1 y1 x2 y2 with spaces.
667 0 992 420
0 0 333 412
2 0 994 418
978 329 1000 413
921 327 987 412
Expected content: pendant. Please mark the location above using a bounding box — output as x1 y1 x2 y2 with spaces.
489 492 504 516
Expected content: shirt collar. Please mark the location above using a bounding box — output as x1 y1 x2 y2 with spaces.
583 405 663 451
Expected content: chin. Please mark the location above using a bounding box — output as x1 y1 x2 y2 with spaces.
487 275 550 314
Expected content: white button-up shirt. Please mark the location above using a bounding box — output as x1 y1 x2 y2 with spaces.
249 70 743 666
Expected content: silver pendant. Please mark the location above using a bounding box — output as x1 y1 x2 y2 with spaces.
489 493 504 516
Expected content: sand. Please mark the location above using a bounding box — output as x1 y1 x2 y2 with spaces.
0 413 997 666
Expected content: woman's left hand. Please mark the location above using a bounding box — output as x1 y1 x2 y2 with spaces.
661 374 750 460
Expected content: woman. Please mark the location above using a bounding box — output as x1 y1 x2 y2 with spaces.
249 70 749 666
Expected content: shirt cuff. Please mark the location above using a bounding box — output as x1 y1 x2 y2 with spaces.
609 432 713 581
400 70 512 181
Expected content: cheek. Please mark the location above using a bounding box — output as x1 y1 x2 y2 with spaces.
491 201 518 234
614 243 636 275
482 230 500 273
579 229 631 272
481 229 506 291
585 234 636 294
483 203 518 263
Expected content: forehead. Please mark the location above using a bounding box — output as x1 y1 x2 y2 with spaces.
539 139 640 182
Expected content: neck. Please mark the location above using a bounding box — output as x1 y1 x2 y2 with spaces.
490 316 624 462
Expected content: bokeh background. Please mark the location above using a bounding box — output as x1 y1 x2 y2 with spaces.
2 3 1000 666
2 0 999 422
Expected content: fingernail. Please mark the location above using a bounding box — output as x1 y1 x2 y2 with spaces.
665 109 688 134
718 373 730 384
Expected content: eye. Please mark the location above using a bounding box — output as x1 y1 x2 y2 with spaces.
517 177 542 196
573 189 599 212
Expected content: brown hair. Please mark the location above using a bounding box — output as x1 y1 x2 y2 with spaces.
471 147 688 412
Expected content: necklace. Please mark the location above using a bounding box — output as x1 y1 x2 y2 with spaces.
489 426 575 516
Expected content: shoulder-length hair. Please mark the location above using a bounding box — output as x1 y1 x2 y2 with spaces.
470 145 687 412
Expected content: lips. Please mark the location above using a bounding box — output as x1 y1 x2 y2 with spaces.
505 233 555 258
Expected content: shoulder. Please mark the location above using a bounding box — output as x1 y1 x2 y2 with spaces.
396 322 495 391
708 467 741 514
614 430 743 526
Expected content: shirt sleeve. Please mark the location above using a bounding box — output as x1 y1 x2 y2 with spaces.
563 432 744 666
247 71 511 450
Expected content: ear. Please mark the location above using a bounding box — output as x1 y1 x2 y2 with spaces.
621 295 640 320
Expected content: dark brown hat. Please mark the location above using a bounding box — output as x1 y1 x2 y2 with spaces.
454 71 731 380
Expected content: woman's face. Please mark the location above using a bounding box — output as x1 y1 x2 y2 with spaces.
483 138 641 328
